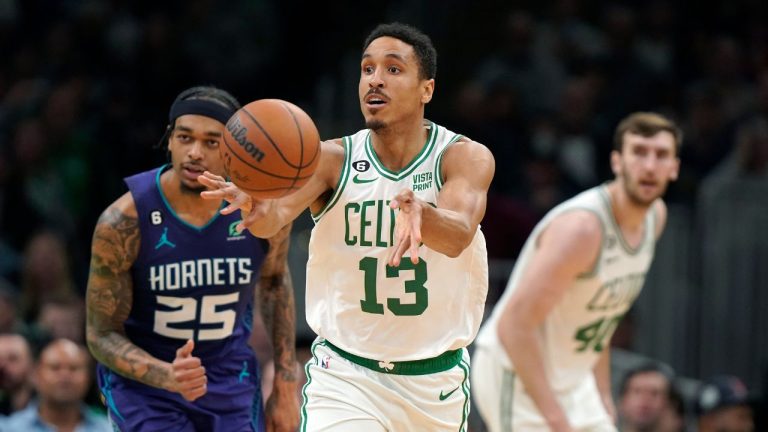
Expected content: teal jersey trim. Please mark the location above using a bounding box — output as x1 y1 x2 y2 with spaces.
155 164 223 231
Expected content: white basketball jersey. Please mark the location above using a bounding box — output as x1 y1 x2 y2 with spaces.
306 122 489 362
476 185 657 391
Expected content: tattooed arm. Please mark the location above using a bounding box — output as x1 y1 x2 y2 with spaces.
259 222 299 432
85 193 183 393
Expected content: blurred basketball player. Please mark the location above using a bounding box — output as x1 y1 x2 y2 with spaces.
472 112 681 432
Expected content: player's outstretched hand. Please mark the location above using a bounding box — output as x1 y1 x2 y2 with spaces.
172 339 207 402
199 171 252 214
387 189 423 267
198 171 265 233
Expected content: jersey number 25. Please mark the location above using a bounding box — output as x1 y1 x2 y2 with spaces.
153 293 239 341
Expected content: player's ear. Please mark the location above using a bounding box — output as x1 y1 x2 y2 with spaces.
421 79 434 104
669 157 680 181
166 125 173 151
610 150 622 176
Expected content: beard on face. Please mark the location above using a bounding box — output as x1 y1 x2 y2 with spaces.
622 170 667 207
366 119 387 131
180 180 206 195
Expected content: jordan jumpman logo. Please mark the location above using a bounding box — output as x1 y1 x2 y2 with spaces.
238 361 250 383
154 227 176 249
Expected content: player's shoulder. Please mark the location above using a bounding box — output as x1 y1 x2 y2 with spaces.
546 209 603 245
98 191 138 224
92 191 141 258
445 135 492 156
322 138 345 150
442 136 496 182
318 138 346 163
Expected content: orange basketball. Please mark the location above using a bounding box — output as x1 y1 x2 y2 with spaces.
221 99 321 199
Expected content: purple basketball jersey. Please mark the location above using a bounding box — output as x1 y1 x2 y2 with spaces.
97 165 268 431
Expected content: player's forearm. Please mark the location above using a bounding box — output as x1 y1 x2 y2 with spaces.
420 205 476 257
86 327 174 391
499 324 571 430
241 203 286 239
259 273 298 383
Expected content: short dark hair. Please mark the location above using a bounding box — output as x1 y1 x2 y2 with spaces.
620 362 675 397
363 22 437 80
160 85 240 147
613 112 683 154
171 85 241 122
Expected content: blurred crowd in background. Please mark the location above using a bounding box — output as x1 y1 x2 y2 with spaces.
0 0 766 430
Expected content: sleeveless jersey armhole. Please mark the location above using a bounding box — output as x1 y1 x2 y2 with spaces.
311 137 352 223
577 208 606 279
434 134 464 191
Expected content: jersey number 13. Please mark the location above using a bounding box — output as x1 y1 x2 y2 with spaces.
359 257 428 316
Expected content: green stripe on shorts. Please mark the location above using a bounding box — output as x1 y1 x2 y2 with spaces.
323 340 463 375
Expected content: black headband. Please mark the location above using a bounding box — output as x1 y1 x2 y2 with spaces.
168 99 235 126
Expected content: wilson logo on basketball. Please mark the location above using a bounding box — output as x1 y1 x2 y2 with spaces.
221 99 321 199
226 116 266 162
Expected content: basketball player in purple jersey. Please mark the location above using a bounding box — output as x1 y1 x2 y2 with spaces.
85 86 299 432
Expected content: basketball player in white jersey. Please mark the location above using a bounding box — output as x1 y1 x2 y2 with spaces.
199 23 494 431
471 112 681 432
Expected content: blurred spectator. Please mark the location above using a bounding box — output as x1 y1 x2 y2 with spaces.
1 338 109 431
657 384 686 432
635 2 676 76
688 36 756 124
19 230 78 322
474 10 567 117
34 297 85 345
0 280 21 334
705 116 768 182
697 375 754 432
619 362 675 432
0 333 34 415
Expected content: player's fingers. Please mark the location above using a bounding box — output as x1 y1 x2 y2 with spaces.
177 373 207 389
200 189 225 200
221 192 251 215
389 237 410 267
176 339 194 358
173 356 202 371
201 170 226 183
197 173 216 189
388 223 405 266
391 189 414 208
198 172 227 192
240 204 262 229
181 383 207 401
409 235 420 264
386 241 400 267
174 364 205 382
409 213 422 264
